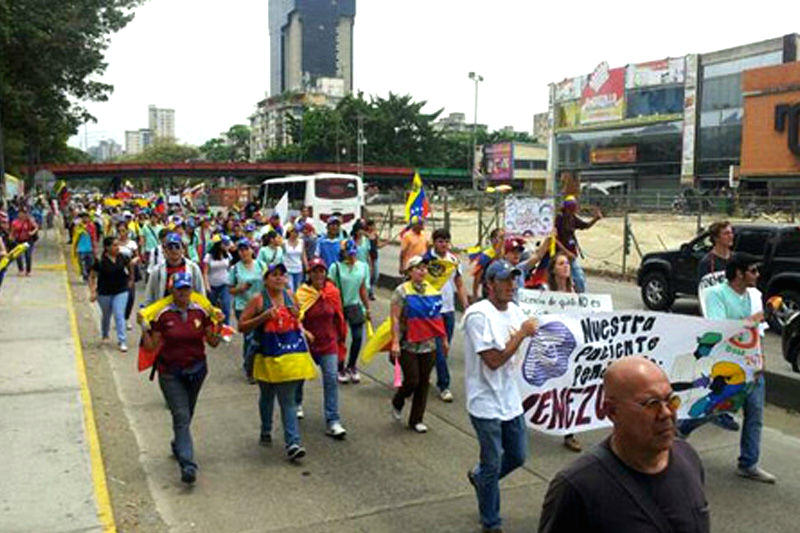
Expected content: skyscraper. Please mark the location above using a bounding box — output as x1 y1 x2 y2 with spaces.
148 105 175 140
269 0 356 96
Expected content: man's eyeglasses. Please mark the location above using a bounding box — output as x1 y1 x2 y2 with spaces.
166 243 183 250
627 393 681 415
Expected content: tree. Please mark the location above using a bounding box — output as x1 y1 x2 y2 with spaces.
199 124 251 161
119 138 199 163
1 0 145 178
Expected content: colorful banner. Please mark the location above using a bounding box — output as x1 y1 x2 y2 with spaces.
626 58 686 88
581 63 626 124
590 146 637 164
518 289 612 316
504 197 555 236
515 311 762 435
554 76 586 102
485 143 513 181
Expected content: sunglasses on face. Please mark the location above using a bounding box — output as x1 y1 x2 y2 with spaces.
166 243 182 250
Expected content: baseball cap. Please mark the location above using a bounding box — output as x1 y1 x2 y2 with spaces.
343 239 358 256
173 271 192 289
265 263 287 276
485 259 521 281
404 254 429 272
504 237 525 253
410 215 424 225
327 216 340 226
165 233 183 246
563 195 577 206
236 238 252 249
245 223 255 232
307 257 327 271
123 210 133 219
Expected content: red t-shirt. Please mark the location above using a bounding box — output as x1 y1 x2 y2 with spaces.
302 297 339 357
11 218 36 242
152 307 211 373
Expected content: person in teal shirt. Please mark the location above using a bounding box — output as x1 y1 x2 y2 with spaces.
328 239 371 384
679 253 775 484
142 213 162 261
229 238 265 382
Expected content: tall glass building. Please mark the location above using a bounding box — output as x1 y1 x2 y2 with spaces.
269 0 356 96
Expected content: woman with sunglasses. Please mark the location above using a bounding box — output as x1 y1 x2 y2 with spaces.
238 263 316 462
229 238 264 382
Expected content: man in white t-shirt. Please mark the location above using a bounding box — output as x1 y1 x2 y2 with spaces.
463 259 539 533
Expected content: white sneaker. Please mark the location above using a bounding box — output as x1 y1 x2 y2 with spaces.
391 405 402 422
337 370 350 384
439 389 454 402
119 342 128 352
296 405 304 419
126 322 133 331
412 423 428 433
737 465 776 484
326 421 347 439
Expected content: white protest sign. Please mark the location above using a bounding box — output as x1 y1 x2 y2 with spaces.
518 289 612 316
273 192 289 225
505 197 555 236
516 311 762 436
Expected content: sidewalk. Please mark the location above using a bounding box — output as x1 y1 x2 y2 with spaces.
0 230 112 532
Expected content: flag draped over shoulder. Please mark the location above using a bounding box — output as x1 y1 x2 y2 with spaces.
295 281 348 362
404 172 430 222
423 251 458 291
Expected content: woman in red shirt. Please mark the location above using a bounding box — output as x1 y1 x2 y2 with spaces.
140 271 222 484
296 258 348 439
10 208 38 276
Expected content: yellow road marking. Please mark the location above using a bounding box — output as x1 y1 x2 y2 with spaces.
36 263 67 271
60 245 117 532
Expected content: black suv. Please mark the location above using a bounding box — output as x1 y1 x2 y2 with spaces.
637 224 800 328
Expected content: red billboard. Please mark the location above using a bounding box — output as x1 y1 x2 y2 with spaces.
581 63 626 124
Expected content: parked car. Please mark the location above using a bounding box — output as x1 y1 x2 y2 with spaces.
637 224 800 330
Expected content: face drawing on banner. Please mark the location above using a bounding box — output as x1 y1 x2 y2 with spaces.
693 331 723 360
538 202 555 233
686 361 748 418
522 321 577 386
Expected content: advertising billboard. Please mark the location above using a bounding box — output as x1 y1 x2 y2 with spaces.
590 146 637 164
485 143 514 181
626 57 686 88
580 63 626 124
554 76 586 102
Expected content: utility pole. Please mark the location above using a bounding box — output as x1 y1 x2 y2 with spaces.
357 114 366 179
468 72 484 190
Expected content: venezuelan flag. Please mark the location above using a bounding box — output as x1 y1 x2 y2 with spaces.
424 252 459 291
252 307 317 383
404 171 431 222
526 231 557 288
154 190 166 214
471 247 498 277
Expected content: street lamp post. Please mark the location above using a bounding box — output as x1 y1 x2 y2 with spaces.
468 72 483 190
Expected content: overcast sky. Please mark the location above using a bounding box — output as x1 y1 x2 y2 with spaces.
68 0 797 150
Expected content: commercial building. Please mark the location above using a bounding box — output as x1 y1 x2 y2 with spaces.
482 142 548 194
269 0 356 96
249 78 345 160
432 112 487 134
148 105 175 140
740 61 800 189
124 129 153 155
547 33 800 194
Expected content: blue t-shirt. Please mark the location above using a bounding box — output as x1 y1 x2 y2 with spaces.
229 260 265 311
316 236 343 268
76 232 93 254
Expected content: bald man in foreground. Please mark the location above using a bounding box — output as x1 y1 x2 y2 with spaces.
538 357 709 533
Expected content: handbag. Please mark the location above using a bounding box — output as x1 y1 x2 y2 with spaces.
333 262 365 326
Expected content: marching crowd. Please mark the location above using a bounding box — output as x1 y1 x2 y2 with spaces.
2 190 774 533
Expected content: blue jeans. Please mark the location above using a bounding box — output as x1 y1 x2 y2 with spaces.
78 252 94 281
434 311 456 391
158 362 207 469
97 291 128 344
259 380 302 448
469 414 528 530
16 242 34 273
570 256 586 293
235 309 254 376
678 374 764 469
343 321 364 370
296 354 340 426
209 285 232 325
287 272 304 292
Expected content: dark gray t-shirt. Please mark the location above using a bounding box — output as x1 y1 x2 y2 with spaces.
538 438 709 533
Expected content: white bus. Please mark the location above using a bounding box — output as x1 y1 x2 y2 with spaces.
261 173 365 234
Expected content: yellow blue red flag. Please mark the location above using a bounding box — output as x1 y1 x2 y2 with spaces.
404 171 431 222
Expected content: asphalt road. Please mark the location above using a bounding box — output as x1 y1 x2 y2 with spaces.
57 242 800 532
